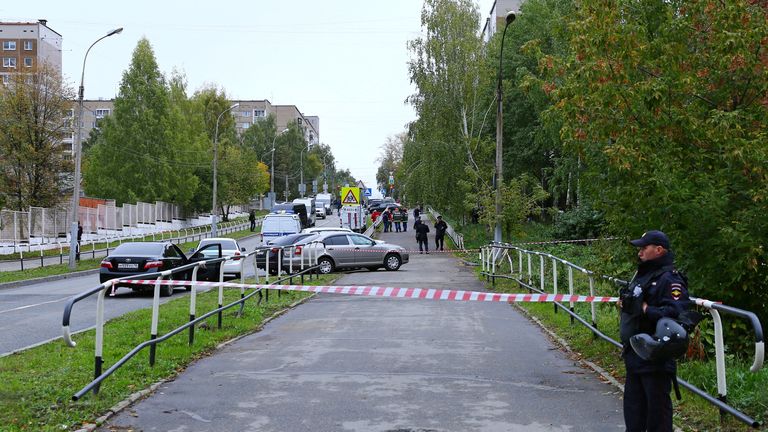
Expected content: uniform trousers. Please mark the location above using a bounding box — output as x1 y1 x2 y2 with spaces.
623 370 673 432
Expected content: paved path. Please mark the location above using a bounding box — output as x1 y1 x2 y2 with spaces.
98 216 624 431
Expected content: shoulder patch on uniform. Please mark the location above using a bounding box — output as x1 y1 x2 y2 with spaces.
670 283 683 300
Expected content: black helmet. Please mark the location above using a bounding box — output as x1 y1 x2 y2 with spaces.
629 318 689 361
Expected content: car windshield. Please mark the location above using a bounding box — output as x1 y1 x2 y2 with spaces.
199 239 237 250
112 243 165 256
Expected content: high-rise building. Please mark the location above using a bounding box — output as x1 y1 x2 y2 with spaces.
0 19 62 84
481 0 523 42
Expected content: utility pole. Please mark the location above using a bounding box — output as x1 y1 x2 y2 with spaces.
285 175 289 201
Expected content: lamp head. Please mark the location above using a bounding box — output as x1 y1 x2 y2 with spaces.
505 11 516 25
107 27 123 37
230 103 240 109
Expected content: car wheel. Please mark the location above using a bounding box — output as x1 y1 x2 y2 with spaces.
160 276 174 297
384 254 402 271
318 257 335 274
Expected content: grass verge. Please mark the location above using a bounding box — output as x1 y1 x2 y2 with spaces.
0 274 336 431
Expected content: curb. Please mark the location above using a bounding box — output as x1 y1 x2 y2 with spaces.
0 232 264 291
0 268 100 290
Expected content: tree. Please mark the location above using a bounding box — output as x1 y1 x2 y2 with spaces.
543 0 768 322
83 38 199 207
404 0 484 213
376 134 404 198
0 64 74 210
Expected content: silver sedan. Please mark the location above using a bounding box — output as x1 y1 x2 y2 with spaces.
283 232 409 274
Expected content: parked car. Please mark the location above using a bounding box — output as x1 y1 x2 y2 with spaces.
261 213 302 242
193 237 246 280
315 192 333 216
285 231 409 274
315 202 327 219
99 241 223 296
255 232 319 275
293 197 316 227
271 202 309 229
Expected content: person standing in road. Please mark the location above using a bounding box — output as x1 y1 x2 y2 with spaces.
434 215 448 251
400 207 408 232
414 218 430 254
413 206 420 220
249 210 256 232
392 207 402 232
620 230 690 432
382 208 391 232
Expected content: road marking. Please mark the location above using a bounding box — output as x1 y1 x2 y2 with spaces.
0 296 71 315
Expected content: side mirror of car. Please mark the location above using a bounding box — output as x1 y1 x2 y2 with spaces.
188 248 195 254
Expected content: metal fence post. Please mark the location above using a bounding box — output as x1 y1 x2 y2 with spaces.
189 266 200 345
552 258 558 314
149 275 162 366
568 266 575 325
217 262 225 329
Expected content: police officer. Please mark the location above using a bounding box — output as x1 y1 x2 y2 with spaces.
620 230 690 432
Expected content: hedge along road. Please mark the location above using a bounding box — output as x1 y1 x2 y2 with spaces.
0 214 342 356
99 219 624 431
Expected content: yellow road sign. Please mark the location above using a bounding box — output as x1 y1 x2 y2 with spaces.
341 187 360 206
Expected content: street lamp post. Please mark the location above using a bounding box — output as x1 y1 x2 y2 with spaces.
494 11 516 243
68 27 123 270
211 102 239 237
269 128 289 207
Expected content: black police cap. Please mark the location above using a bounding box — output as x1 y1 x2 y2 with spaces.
629 230 670 250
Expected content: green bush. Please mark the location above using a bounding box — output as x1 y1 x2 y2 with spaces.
551 205 605 240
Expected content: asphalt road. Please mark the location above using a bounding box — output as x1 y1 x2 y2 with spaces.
0 214 342 356
98 222 624 431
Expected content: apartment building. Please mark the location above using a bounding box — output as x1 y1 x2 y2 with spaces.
233 99 319 146
481 0 524 42
61 99 113 155
0 19 62 84
76 98 319 148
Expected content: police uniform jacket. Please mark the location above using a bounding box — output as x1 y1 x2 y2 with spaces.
620 251 690 374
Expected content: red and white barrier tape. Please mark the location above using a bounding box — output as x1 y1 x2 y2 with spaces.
122 279 619 303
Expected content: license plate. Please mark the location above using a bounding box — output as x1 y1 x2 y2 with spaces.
118 263 139 269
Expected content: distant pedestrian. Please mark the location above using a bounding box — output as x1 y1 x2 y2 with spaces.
249 210 256 232
392 207 402 232
400 207 409 232
413 207 420 220
383 208 392 232
371 209 381 226
434 215 447 251
414 218 430 254
76 221 83 261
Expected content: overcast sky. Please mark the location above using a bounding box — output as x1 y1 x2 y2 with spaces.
2 1 494 190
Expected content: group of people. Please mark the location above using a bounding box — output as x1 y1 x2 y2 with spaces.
372 206 410 233
413 213 448 254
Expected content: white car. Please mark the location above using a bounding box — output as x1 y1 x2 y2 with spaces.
194 237 246 279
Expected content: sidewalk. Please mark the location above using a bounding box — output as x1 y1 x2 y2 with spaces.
97 213 625 431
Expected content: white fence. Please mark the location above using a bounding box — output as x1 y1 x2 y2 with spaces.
0 201 250 249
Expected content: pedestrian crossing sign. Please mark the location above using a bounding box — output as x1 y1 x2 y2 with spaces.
341 187 360 206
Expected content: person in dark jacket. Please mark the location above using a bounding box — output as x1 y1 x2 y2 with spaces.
414 218 430 254
400 207 408 232
434 215 448 251
249 210 256 232
620 230 690 432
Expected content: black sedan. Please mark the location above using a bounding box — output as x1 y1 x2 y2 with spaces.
99 241 223 296
254 232 318 275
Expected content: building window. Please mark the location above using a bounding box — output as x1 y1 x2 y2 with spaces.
23 41 33 51
24 57 32 67
95 109 110 118
3 41 16 51
241 123 250 129
66 109 74 118
297 118 303 125
3 57 16 68
253 109 265 118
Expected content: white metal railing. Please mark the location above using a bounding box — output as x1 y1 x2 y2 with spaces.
479 241 764 428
